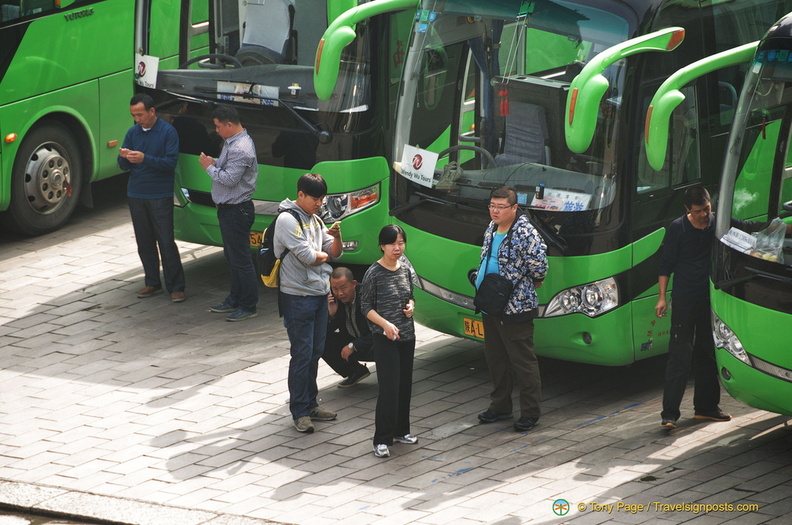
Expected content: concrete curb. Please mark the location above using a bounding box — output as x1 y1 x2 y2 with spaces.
0 480 284 525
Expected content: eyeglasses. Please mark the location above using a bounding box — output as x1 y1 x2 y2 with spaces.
488 204 515 211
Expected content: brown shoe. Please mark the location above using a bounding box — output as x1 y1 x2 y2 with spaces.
136 285 162 298
171 291 186 303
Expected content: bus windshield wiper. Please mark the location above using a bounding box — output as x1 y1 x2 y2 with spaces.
187 86 333 144
715 266 792 290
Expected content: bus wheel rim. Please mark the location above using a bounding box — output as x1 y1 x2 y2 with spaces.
24 143 71 213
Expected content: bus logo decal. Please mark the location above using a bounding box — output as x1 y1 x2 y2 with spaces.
64 9 94 21
412 154 423 170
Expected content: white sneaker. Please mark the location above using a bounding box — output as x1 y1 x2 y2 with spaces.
373 444 390 458
393 434 418 444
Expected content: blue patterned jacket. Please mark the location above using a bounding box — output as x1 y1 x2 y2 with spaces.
478 214 548 317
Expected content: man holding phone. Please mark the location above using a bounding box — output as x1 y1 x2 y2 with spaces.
274 173 343 434
323 267 373 388
119 93 186 303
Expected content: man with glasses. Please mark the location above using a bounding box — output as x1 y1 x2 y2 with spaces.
475 185 548 432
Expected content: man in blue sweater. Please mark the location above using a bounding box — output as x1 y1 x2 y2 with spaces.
118 94 186 303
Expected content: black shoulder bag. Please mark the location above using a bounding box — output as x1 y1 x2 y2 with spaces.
473 224 515 315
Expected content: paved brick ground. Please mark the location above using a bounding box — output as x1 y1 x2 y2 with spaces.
0 177 790 524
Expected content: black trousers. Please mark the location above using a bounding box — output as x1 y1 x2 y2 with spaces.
372 334 415 445
661 296 720 420
128 197 185 293
482 314 541 419
322 331 371 378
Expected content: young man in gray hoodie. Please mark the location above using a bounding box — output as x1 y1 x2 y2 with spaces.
274 173 343 433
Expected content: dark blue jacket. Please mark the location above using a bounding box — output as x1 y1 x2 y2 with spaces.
118 118 179 199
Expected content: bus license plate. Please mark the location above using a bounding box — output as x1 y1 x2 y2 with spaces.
249 231 263 247
463 317 485 339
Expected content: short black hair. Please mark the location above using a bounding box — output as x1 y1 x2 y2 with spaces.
378 224 406 247
298 173 328 198
130 93 155 110
684 185 710 209
212 105 241 125
330 267 354 282
490 185 517 205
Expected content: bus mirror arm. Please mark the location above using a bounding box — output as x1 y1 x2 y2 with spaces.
644 42 758 171
314 0 419 101
279 101 333 144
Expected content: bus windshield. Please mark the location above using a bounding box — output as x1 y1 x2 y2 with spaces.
155 0 369 115
392 0 633 253
718 45 792 248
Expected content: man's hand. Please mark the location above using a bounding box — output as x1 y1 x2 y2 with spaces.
199 152 215 170
655 297 667 319
124 149 145 164
327 222 341 240
341 344 354 361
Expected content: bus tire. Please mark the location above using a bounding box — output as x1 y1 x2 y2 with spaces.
2 122 83 236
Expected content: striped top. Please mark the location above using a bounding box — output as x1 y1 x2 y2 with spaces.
360 257 417 341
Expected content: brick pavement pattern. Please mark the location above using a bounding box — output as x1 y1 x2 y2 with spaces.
0 179 791 524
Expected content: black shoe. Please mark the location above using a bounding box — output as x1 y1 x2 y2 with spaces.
514 417 538 432
478 408 513 423
661 418 677 429
226 308 258 322
210 301 235 313
337 367 371 388
694 409 731 422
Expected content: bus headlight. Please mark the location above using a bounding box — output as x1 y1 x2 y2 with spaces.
711 313 750 365
320 183 380 221
544 277 618 318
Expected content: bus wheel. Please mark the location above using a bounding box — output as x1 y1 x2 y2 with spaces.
2 122 82 236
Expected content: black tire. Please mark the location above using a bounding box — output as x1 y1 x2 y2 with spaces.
1 122 83 236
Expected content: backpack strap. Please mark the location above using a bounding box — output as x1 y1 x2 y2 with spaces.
277 208 305 260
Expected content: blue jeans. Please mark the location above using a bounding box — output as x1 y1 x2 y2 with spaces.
128 197 185 292
217 201 258 311
281 292 329 419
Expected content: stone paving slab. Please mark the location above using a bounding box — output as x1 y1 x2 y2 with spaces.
1 177 791 524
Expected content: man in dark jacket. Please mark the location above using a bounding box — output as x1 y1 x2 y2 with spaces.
119 93 185 303
322 267 373 388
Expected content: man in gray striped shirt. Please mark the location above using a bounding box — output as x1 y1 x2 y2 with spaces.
199 105 259 322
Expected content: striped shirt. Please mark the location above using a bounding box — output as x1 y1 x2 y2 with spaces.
360 257 417 341
207 129 258 205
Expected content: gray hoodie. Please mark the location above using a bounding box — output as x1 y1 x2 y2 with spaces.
272 199 338 296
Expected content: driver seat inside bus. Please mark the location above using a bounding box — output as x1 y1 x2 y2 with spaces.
495 101 551 167
236 0 296 66
0 1 19 22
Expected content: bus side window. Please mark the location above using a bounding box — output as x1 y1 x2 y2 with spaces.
668 87 701 187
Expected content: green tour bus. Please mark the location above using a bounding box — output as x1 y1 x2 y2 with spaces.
647 14 792 416
134 0 415 263
317 0 792 365
0 0 206 235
